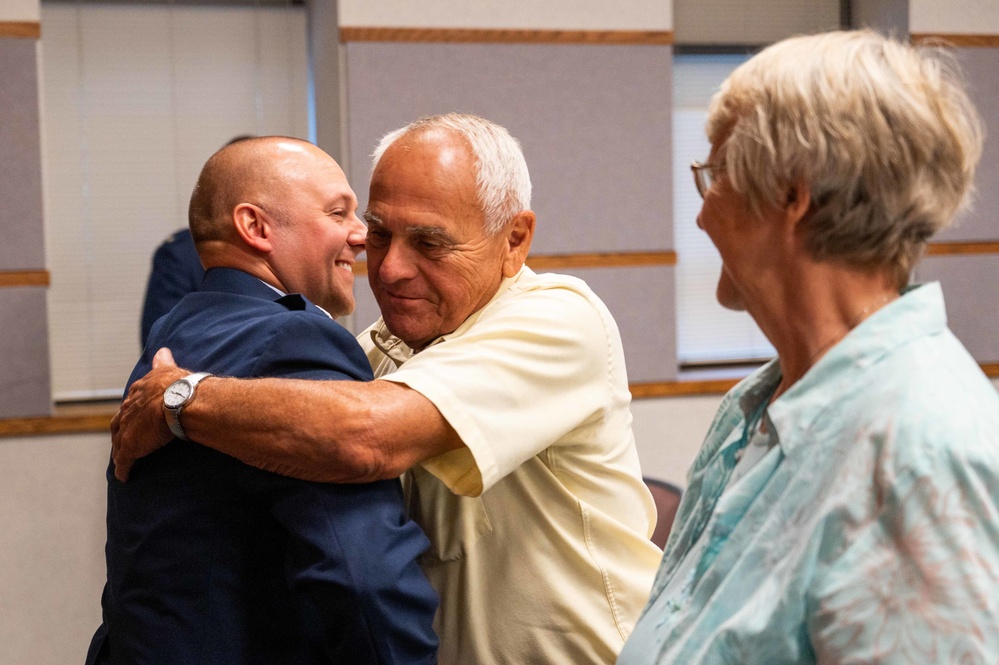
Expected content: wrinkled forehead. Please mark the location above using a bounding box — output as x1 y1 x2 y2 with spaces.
369 138 480 218
376 129 473 176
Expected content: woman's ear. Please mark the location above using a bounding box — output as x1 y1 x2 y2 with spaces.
501 210 536 278
232 203 274 253
785 180 812 227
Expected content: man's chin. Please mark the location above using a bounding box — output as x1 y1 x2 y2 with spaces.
320 296 355 319
380 316 435 350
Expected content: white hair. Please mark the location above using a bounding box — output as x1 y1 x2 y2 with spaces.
371 113 532 235
707 30 984 286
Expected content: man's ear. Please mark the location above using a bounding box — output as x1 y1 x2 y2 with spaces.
232 203 274 253
501 210 536 278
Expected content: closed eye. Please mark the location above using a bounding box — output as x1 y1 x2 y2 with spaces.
409 226 455 251
411 232 456 257
366 227 390 247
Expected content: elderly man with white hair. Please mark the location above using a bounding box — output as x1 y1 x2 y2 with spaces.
112 113 662 665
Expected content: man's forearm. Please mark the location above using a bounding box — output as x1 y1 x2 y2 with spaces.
181 376 462 483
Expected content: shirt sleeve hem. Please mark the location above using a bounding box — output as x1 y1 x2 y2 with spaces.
377 373 500 496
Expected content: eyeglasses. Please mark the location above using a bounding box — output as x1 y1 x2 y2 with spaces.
690 161 724 199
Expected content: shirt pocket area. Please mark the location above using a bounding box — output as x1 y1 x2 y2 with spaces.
405 465 493 563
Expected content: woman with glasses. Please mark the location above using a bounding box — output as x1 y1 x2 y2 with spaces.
618 30 999 664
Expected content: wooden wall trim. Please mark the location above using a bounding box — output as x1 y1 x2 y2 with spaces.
527 250 677 270
911 33 999 47
353 250 676 276
3 361 997 435
630 378 739 398
0 21 40 39
348 243 997 276
0 401 115 437
0 411 113 438
340 27 674 45
925 241 999 256
0 270 50 287
632 360 999 398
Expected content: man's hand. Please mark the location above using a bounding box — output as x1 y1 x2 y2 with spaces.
111 347 189 482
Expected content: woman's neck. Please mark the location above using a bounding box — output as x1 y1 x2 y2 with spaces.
753 262 899 400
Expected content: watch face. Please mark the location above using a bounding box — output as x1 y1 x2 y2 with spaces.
164 380 194 409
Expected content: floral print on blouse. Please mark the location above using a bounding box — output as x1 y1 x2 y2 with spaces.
618 282 999 665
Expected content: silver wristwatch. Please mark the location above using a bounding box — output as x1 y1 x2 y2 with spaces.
163 372 212 440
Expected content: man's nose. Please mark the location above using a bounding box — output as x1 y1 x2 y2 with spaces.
375 241 417 283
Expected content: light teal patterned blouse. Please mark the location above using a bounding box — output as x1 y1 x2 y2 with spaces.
618 283 999 664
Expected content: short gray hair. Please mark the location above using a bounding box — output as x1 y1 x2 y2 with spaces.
372 113 532 235
707 29 984 286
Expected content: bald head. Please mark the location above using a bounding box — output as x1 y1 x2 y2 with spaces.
189 136 311 244
185 136 366 315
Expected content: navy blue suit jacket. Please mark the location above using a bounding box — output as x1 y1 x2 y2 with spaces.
89 267 438 664
141 229 205 347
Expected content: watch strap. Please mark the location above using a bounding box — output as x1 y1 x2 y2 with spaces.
164 372 212 440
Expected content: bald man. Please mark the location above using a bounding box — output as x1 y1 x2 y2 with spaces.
86 137 438 665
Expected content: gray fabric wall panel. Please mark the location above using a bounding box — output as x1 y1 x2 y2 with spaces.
850 0 908 33
343 42 673 255
554 265 677 383
937 48 999 243
0 288 52 417
915 255 999 363
674 0 839 46
0 37 45 270
352 277 381 336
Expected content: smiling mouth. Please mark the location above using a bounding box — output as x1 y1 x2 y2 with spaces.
334 260 353 271
382 290 423 301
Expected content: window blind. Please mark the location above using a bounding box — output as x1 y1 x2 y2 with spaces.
672 53 775 364
40 2 309 399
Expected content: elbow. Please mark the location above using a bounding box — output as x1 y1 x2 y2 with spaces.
375 450 413 480
365 438 416 481
339 444 395 482
321 434 403 483
305 385 425 482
